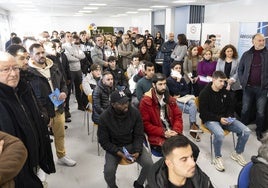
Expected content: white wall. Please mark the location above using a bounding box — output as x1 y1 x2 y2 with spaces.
204 0 268 48
9 13 151 37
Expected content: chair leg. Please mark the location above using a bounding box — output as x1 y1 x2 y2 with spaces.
210 134 213 164
232 132 236 149
86 112 90 135
92 125 95 142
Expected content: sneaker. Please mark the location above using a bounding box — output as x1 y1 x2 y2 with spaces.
213 157 225 172
133 181 144 188
37 168 46 182
189 131 201 142
57 156 77 167
231 152 247 166
190 123 203 133
65 118 71 123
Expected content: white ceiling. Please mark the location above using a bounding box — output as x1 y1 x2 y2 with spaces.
0 0 236 17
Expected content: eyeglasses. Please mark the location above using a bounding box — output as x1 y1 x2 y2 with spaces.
0 66 20 74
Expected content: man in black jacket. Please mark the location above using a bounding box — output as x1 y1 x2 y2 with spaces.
98 90 153 188
28 43 76 167
147 135 213 188
199 71 250 172
0 52 55 187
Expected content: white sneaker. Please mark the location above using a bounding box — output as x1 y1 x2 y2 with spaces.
231 152 247 166
37 168 46 182
213 157 225 172
57 156 77 167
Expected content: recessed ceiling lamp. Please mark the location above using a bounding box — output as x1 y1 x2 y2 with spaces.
173 0 196 3
78 10 92 13
89 3 107 6
151 5 168 8
126 11 138 14
83 7 99 10
138 8 153 11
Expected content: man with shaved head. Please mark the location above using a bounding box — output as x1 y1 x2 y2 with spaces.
0 52 55 187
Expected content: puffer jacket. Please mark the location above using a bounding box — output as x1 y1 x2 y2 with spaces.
92 79 115 124
139 88 183 146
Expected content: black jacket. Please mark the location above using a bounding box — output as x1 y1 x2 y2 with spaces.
98 105 144 155
92 80 115 124
147 158 214 188
28 61 68 118
0 81 55 188
249 156 268 188
199 83 234 123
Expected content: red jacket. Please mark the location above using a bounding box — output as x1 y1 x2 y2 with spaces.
139 88 183 146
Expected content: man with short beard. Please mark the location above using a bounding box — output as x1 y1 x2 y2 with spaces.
28 43 76 168
139 73 199 159
98 90 153 188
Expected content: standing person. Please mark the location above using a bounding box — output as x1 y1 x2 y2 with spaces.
183 45 201 96
28 43 76 167
62 31 85 111
208 34 221 61
161 33 176 77
5 32 17 50
154 31 164 47
199 71 251 172
118 34 137 71
0 52 55 187
98 90 153 188
138 44 151 62
91 34 112 70
197 49 217 95
171 33 188 64
238 33 268 141
0 131 28 188
147 135 214 188
216 44 242 117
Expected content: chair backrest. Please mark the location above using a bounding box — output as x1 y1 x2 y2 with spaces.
143 133 163 157
237 161 253 188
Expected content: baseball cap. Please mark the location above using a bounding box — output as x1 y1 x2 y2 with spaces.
110 90 129 104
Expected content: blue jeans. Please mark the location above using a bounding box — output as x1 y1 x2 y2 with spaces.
205 120 251 157
177 100 197 125
241 86 268 133
104 146 153 188
162 61 171 77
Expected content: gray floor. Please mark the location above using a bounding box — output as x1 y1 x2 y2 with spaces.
46 95 261 188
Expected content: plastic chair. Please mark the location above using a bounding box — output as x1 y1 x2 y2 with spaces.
237 162 253 188
144 133 163 157
195 97 236 163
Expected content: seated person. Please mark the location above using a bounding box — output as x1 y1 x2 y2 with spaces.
82 64 101 96
136 61 155 101
81 64 101 109
249 135 268 188
127 54 142 79
167 62 201 142
139 73 199 158
92 71 115 125
107 55 129 91
98 90 153 188
147 135 214 188
199 71 251 172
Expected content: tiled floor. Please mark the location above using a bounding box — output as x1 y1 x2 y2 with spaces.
46 96 261 188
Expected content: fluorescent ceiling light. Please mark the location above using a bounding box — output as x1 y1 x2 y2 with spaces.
173 0 196 3
18 4 35 7
89 3 107 6
138 8 153 11
151 5 168 8
126 11 138 14
78 10 92 13
19 1 33 4
23 8 38 11
83 7 98 10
